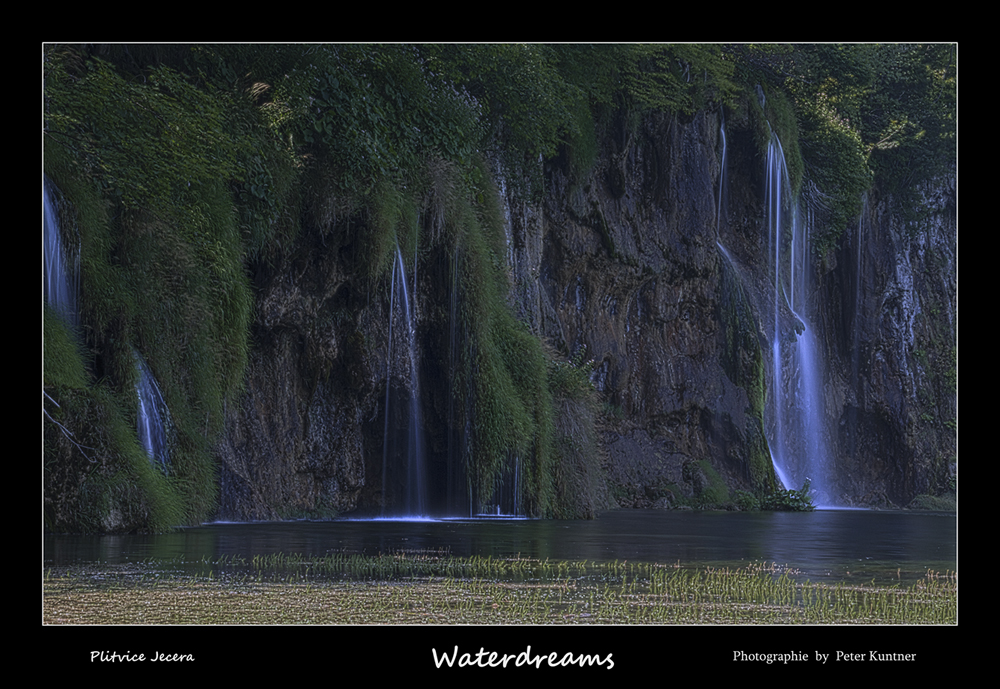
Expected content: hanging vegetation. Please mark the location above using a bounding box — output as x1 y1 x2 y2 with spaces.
43 43 955 531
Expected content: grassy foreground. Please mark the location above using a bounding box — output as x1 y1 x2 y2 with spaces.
43 555 956 625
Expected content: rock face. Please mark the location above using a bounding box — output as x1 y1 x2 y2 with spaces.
214 105 956 519
514 108 775 508
825 179 957 506
215 229 377 520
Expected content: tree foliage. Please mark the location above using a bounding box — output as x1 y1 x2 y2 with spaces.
726 43 955 243
43 43 955 530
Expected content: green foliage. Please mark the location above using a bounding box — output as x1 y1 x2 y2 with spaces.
458 249 555 514
122 177 252 427
617 44 737 114
725 43 954 251
43 45 266 530
43 304 89 390
425 44 578 161
859 44 956 220
269 44 744 202
549 344 597 400
750 44 953 247
791 86 872 252
761 479 817 512
793 44 956 192
733 489 760 511
691 460 731 507
44 49 240 214
361 180 417 283
44 381 186 533
545 44 739 185
269 45 485 198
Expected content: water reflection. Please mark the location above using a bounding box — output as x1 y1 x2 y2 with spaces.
45 508 955 584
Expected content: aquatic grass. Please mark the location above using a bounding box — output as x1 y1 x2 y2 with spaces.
43 556 956 625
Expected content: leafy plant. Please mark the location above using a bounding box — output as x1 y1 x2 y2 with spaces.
733 489 760 511
761 479 816 511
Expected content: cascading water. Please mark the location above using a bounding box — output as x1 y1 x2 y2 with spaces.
133 349 171 470
716 111 792 494
43 176 78 329
716 238 794 493
764 132 834 504
381 243 428 517
717 110 727 236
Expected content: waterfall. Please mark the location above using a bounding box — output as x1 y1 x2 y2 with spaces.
764 132 834 504
43 176 78 329
716 110 726 238
381 243 427 517
133 349 171 470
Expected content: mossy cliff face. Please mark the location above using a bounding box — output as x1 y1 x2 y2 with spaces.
214 222 375 520
502 102 955 510
45 45 955 529
51 102 954 524
212 107 787 519
510 109 776 507
213 157 563 519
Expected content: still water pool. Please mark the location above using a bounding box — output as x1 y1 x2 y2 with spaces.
45 508 955 585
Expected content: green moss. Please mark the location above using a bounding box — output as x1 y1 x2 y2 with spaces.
361 180 414 283
462 291 555 513
44 382 185 533
44 47 261 530
694 460 731 507
746 86 805 199
43 305 88 390
717 249 777 494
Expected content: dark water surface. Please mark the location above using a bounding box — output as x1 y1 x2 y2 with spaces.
45 508 955 584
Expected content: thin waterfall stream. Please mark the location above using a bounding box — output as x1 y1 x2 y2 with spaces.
43 176 78 330
134 349 171 470
382 243 427 517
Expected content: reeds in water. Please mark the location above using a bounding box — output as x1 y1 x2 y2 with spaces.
43 556 957 625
